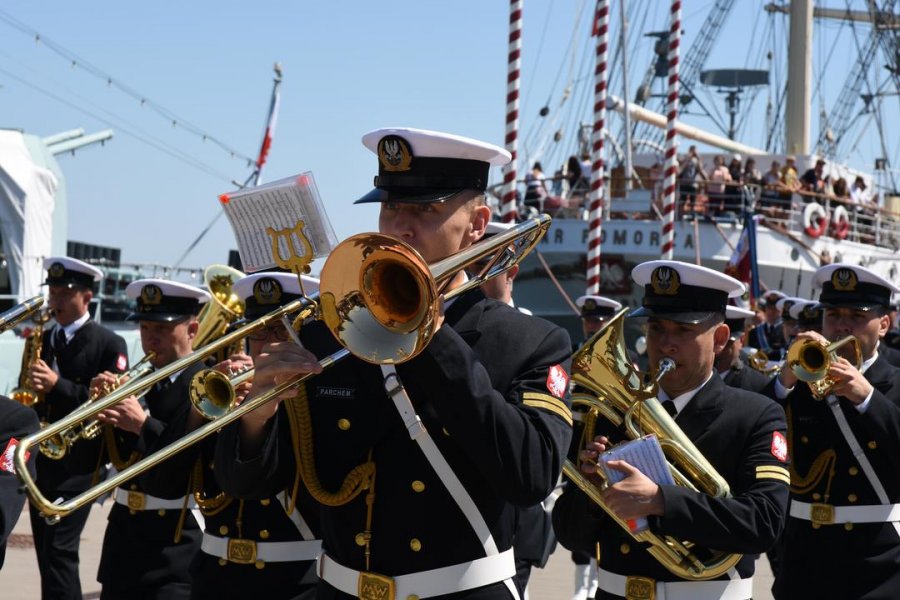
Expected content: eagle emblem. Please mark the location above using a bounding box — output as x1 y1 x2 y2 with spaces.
377 135 413 172
650 267 680 296
253 278 282 305
48 262 65 278
140 284 162 310
583 298 597 311
831 268 858 292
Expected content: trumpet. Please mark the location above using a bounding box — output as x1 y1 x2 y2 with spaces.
39 353 157 460
562 309 742 580
15 215 551 520
0 296 45 334
189 364 254 420
746 348 782 376
786 335 861 399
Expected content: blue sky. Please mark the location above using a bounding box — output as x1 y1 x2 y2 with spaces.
1 1 892 274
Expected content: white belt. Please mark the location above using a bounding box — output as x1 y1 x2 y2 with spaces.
113 488 194 511
790 500 900 524
597 568 753 600
201 533 322 564
317 549 516 599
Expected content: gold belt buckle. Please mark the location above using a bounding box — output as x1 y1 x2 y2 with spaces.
358 571 395 600
810 503 835 528
625 576 656 600
226 538 258 564
126 491 146 511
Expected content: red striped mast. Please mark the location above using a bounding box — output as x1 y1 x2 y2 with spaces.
501 0 522 223
586 0 610 294
660 1 681 259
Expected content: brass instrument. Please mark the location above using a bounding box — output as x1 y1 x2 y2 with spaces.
746 348 782 376
15 215 551 520
193 264 246 353
40 353 157 460
189 364 253 419
562 309 742 580
786 335 861 399
0 296 45 334
11 306 53 407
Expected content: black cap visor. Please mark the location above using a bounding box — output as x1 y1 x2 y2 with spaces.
627 306 721 325
354 187 462 205
126 312 193 323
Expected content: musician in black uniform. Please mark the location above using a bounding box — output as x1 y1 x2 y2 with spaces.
877 302 900 367
0 396 39 569
792 299 822 335
90 279 209 599
554 260 790 600
143 272 322 600
774 296 802 360
216 127 573 599
29 257 128 600
715 305 772 393
748 289 786 358
769 264 900 600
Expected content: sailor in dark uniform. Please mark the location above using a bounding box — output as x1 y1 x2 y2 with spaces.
143 272 322 600
791 299 822 335
877 302 900 367
0 396 39 570
554 260 790 600
29 256 128 600
716 305 772 393
215 127 573 599
773 296 803 360
748 290 786 358
90 279 209 600
576 295 622 341
769 264 900 600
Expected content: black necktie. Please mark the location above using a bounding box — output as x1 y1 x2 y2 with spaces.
662 400 678 418
54 327 67 350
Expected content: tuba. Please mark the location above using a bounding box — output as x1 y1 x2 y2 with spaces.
785 334 860 399
11 306 53 407
563 309 742 580
193 264 246 355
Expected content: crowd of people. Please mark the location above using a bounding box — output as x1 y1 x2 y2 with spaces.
0 127 898 600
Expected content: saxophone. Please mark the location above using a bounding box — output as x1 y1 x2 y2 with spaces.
11 308 53 407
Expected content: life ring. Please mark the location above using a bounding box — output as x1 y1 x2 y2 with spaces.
831 205 850 240
803 202 828 238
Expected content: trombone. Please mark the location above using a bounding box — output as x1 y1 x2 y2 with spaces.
786 334 861 399
0 296 45 333
15 215 551 520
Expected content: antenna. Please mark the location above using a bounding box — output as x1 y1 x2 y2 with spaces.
699 69 769 140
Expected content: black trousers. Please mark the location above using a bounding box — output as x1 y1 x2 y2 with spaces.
101 582 191 600
30 499 93 600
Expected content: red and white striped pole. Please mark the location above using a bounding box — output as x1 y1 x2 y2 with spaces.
586 0 609 295
660 0 681 259
501 0 522 223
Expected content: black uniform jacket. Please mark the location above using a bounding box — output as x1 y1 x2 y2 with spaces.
216 290 573 599
96 362 204 591
772 354 900 600
750 321 785 359
143 396 321 598
878 342 900 368
723 362 773 394
553 374 789 595
0 396 39 568
35 321 127 493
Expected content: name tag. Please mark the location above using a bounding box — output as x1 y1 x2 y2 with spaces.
317 386 355 400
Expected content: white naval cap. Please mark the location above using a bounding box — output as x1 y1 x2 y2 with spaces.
629 260 745 324
775 296 805 319
575 295 622 318
813 264 900 309
233 272 320 320
355 127 511 205
125 279 210 322
44 256 103 289
725 305 756 340
788 299 814 321
760 289 786 307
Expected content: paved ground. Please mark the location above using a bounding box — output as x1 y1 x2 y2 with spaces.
0 502 774 599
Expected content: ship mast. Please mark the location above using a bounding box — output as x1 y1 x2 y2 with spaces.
785 0 813 155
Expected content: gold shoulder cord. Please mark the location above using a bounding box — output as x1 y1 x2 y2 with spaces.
191 457 233 516
785 405 837 495
102 423 141 470
283 384 376 509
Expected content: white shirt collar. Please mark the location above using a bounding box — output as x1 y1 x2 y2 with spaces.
658 371 715 416
60 312 90 342
861 348 879 375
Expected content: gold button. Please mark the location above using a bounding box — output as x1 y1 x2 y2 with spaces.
355 533 367 547
812 493 822 501
411 480 425 493
868 441 877 450
209 461 215 470
619 543 630 554
128 509 137 516
219 525 229 535
812 522 821 530
157 509 166 517
218 558 227 566
130 484 138 490
844 522 854 531
442 427 450 437
848 494 858 503
259 529 270 539
255 559 265 570
260 498 271 506
849 467 859 476
800 435 809 444
409 538 422 552
338 418 351 431
407 596 420 600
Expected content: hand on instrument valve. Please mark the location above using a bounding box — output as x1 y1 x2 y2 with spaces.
215 353 254 406
90 371 122 399
97 394 147 434
826 356 872 405
777 330 830 389
579 435 665 520
30 358 59 392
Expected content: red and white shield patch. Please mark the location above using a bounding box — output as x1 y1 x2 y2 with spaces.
0 438 27 474
771 431 788 462
116 354 127 371
546 364 569 398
